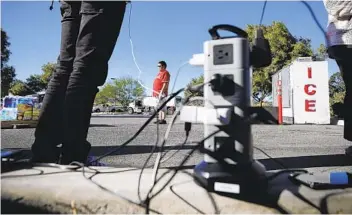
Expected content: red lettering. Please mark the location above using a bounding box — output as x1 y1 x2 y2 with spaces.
305 100 316 112
304 84 316 96
308 67 312 79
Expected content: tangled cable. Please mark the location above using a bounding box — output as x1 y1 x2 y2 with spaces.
37 1 332 213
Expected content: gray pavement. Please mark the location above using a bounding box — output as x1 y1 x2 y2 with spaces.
1 116 352 172
2 116 352 214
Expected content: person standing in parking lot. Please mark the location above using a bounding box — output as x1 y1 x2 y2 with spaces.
323 0 352 156
31 1 127 165
153 61 170 124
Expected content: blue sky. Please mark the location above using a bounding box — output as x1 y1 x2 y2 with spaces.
2 1 338 95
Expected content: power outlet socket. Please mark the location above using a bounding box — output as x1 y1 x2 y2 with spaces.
213 44 233 65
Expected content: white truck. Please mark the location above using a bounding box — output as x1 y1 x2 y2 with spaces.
127 96 182 115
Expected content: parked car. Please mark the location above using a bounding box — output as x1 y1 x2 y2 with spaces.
92 104 125 113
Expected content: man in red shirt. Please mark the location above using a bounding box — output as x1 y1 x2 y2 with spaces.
153 61 170 124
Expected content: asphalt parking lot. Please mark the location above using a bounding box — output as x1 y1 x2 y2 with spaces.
1 115 352 173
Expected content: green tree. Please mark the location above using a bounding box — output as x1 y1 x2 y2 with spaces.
94 76 145 107
252 70 271 106
9 80 34 96
246 21 314 105
5 61 56 96
316 43 328 59
95 84 117 105
329 71 345 116
184 75 204 97
1 66 16 96
1 29 11 67
113 77 145 107
41 62 56 85
1 28 17 97
329 71 345 97
26 74 47 93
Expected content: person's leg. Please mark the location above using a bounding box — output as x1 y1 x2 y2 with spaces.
60 1 126 164
31 1 82 163
160 109 166 121
155 97 167 124
340 60 352 155
340 62 352 142
332 46 352 155
339 59 352 155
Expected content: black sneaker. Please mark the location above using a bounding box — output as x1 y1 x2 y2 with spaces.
30 145 62 164
60 141 91 165
154 119 167 124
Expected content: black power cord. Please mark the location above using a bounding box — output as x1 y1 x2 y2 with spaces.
70 162 163 214
254 146 287 169
88 82 204 166
142 82 215 207
15 83 204 213
258 1 327 43
169 170 220 214
136 135 190 202
136 83 206 202
320 191 352 214
151 96 193 186
65 129 220 214
259 0 268 26
157 134 189 164
87 87 185 165
137 126 189 202
300 1 328 44
169 182 206 214
253 146 309 181
145 130 221 206
131 2 331 204
137 85 207 206
19 2 333 213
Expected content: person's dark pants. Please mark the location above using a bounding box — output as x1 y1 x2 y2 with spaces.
31 1 126 164
328 45 352 142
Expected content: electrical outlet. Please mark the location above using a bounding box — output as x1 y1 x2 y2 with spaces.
213 44 233 65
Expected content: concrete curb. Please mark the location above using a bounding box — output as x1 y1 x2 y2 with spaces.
2 166 352 214
1 167 278 214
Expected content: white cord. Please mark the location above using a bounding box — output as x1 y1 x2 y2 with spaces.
128 2 190 97
128 3 159 96
127 2 195 185
170 61 190 94
150 81 208 186
151 103 184 184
